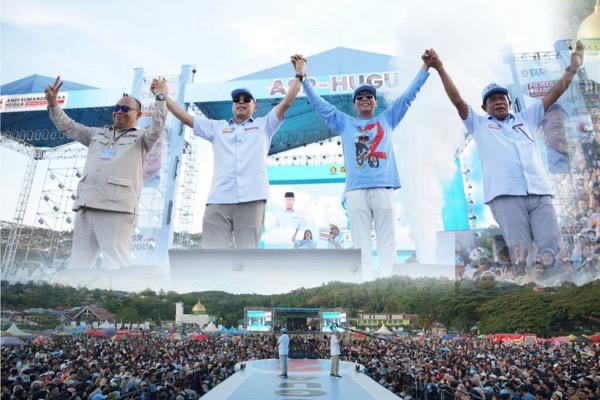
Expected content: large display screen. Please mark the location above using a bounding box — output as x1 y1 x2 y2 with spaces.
320 310 347 332
246 309 273 332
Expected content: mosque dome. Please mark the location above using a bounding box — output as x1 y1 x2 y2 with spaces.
191 300 206 314
577 0 600 41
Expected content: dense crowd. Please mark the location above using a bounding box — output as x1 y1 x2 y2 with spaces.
2 333 598 399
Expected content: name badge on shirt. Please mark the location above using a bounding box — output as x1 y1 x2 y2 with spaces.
222 128 234 134
100 148 116 160
488 123 501 130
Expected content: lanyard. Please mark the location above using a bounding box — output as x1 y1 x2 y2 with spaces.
110 128 133 148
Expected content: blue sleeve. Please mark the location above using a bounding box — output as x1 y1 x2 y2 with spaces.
302 79 348 133
380 68 430 128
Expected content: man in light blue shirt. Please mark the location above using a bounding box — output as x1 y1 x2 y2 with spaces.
277 327 289 378
151 66 301 248
292 51 435 277
428 42 584 265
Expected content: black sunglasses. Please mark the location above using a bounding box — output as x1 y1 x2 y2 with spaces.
233 96 253 104
113 105 139 113
355 95 374 101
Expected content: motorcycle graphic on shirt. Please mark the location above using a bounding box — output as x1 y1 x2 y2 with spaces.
355 121 387 168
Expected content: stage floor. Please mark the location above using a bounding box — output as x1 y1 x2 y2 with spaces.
202 359 399 399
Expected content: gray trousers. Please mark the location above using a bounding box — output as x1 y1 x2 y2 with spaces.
69 208 136 269
489 195 561 262
330 355 339 375
202 201 266 249
280 355 288 375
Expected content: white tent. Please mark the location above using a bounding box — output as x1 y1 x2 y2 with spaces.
203 322 218 333
99 320 114 329
4 323 32 337
375 323 392 335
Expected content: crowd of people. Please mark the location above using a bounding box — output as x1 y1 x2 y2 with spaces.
2 332 598 399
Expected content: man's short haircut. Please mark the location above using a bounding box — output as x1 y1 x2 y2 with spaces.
122 94 142 111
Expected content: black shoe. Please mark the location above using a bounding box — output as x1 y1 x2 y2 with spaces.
282 374 288 378
335 375 342 378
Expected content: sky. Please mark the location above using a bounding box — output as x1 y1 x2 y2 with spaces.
0 0 582 260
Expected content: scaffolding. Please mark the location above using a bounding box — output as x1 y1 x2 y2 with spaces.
175 140 198 248
1 136 42 276
1 136 87 279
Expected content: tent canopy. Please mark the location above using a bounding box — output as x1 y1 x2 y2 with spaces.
0 74 121 148
375 323 392 335
4 323 31 337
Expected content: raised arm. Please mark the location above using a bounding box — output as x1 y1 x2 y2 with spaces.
381 50 433 128
273 55 303 120
294 54 347 130
427 50 469 120
141 100 168 151
542 40 584 112
45 76 98 146
150 78 194 128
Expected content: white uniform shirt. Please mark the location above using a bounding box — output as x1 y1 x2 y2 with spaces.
277 334 289 355
330 334 340 356
463 101 552 204
192 109 283 204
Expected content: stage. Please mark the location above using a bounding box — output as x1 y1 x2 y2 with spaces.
202 359 400 399
46 249 453 294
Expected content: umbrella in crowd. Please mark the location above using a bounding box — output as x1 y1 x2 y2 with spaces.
572 335 591 344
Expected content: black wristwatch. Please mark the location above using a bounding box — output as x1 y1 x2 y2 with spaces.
295 73 306 82
565 66 578 75
155 93 166 101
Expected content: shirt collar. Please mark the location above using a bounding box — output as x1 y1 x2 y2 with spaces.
487 114 515 122
228 117 254 126
110 126 138 132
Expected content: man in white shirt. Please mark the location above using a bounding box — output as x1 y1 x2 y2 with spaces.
277 328 289 378
330 332 341 377
151 60 302 248
428 42 584 265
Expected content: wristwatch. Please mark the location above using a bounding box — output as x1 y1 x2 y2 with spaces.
565 66 578 75
295 73 306 82
155 93 166 101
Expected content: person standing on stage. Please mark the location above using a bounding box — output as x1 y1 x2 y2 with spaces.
292 51 436 277
150 62 302 249
277 327 289 378
329 332 341 377
45 77 167 269
428 42 584 265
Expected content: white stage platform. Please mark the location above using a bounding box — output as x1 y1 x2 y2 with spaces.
202 359 400 399
47 250 453 294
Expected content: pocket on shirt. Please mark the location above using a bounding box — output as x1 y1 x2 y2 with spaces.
107 176 134 201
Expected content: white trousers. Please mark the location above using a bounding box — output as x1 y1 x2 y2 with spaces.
69 208 136 270
346 188 397 277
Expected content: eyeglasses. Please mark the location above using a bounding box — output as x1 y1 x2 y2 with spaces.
112 105 139 113
233 96 253 104
355 95 374 101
